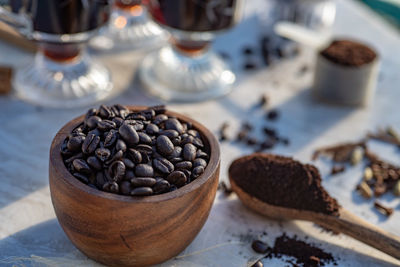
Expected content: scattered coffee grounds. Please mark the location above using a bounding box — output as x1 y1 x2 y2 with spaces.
61 104 209 196
252 240 269 254
331 165 345 175
320 40 377 67
229 154 340 216
265 234 336 267
0 66 12 95
374 201 394 217
218 181 232 196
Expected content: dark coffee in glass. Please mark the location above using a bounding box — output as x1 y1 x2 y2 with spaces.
149 0 240 32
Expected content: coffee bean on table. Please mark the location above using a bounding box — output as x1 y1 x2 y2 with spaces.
61 105 210 196
252 240 269 254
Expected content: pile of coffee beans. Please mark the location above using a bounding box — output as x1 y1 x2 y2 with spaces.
61 104 209 196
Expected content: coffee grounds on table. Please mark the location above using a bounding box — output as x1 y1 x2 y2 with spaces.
265 234 336 267
229 153 340 216
320 40 376 67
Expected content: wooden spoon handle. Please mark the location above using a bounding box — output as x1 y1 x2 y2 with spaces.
316 207 400 260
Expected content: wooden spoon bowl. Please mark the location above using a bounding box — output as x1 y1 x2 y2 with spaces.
49 106 220 267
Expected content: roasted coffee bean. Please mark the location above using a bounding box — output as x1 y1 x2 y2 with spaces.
131 187 153 196
266 109 279 120
67 135 85 152
192 137 204 148
112 117 124 128
65 153 83 164
97 120 116 132
128 112 147 121
95 147 111 162
166 171 187 187
193 158 207 168
169 185 178 192
135 144 152 155
157 135 174 156
82 133 100 154
95 172 108 188
103 181 119 193
116 139 127 152
181 135 194 146
146 123 159 135
98 104 114 119
151 105 166 115
153 158 174 174
175 161 192 170
109 160 126 182
141 152 150 164
120 181 131 195
153 179 170 194
132 122 145 131
183 143 197 161
251 240 269 254
244 62 257 70
141 109 155 120
104 130 118 147
159 129 179 139
119 124 139 146
85 115 101 129
135 164 154 177
169 146 182 158
85 108 97 119
73 172 89 184
169 157 183 164
153 114 168 125
165 118 184 134
73 159 91 174
88 128 101 137
192 166 205 178
88 183 98 189
181 169 191 181
171 136 181 146
188 129 201 138
138 132 152 144
130 177 156 187
196 149 209 160
122 158 135 169
87 156 102 171
125 170 135 180
105 150 124 165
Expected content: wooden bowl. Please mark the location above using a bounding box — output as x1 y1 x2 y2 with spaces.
49 106 220 267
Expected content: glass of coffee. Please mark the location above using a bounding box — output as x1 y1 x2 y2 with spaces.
92 0 166 51
0 0 113 108
140 0 243 102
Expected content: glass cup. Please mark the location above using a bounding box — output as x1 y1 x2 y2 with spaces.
92 0 166 51
0 0 114 108
140 0 244 102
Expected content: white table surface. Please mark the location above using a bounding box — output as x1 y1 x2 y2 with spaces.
1 0 400 266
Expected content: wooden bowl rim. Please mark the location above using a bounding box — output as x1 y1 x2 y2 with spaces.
50 106 220 203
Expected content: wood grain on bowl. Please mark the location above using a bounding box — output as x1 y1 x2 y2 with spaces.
49 107 220 267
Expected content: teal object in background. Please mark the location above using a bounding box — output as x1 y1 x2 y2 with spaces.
359 0 400 28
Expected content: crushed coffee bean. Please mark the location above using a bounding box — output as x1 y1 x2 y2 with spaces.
229 154 340 215
61 104 210 196
264 234 336 267
374 201 394 217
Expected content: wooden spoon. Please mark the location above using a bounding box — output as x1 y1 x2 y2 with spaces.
229 178 400 261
